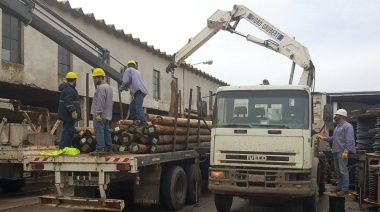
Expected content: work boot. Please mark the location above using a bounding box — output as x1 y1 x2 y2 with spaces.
330 188 341 193
336 191 349 196
92 147 105 153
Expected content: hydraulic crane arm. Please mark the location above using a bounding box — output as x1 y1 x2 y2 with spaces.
0 0 123 83
166 4 315 88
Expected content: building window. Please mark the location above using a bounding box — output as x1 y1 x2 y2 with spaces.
209 91 213 110
2 12 22 63
196 86 201 102
58 45 71 74
153 69 160 99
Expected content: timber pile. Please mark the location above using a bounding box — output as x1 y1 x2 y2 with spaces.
73 127 97 153
109 114 212 154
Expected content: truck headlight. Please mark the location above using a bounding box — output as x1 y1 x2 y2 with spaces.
210 171 226 179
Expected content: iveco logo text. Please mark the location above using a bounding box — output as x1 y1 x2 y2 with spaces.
247 155 267 161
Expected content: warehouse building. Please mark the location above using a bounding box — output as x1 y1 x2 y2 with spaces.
0 0 227 126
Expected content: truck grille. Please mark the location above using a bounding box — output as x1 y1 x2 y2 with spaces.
220 151 296 166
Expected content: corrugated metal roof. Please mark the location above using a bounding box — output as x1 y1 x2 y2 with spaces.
45 0 228 86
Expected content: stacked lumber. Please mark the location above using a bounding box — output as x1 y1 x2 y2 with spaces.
109 114 212 154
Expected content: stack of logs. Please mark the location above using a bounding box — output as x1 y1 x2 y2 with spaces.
110 114 212 154
72 127 97 153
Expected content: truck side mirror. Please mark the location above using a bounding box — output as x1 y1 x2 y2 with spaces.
198 101 207 118
323 104 333 123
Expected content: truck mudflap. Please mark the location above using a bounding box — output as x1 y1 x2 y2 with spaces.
39 195 124 211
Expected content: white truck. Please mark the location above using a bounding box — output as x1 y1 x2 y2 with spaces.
0 98 57 193
166 4 320 212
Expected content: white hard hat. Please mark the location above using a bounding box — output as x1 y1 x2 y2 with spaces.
335 109 347 117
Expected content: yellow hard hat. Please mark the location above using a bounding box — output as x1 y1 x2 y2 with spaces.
66 72 78 79
92 68 106 77
127 60 137 67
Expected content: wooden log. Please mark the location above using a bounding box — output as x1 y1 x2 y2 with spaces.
152 115 211 128
80 143 93 153
128 143 150 154
86 136 96 146
145 114 158 121
150 142 210 153
112 125 129 133
112 132 122 144
118 119 136 125
151 135 211 145
138 135 157 145
85 129 95 136
76 127 95 133
144 125 211 135
118 132 135 146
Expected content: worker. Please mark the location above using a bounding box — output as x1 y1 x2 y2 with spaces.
91 68 113 152
119 60 149 126
317 109 355 196
58 72 81 150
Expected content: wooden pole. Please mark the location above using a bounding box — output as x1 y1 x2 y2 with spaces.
186 89 193 150
50 120 61 135
151 135 210 145
144 125 210 135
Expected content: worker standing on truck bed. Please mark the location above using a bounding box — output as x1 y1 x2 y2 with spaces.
317 109 355 196
58 72 82 149
91 68 113 152
119 60 149 126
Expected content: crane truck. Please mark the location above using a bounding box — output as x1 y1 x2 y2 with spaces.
0 0 207 211
166 4 319 212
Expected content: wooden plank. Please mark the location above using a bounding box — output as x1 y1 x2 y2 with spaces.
36 113 43 132
22 111 37 132
46 112 51 133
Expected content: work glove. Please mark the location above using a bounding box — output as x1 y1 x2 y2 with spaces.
316 135 325 140
72 111 78 120
95 114 102 122
342 150 348 159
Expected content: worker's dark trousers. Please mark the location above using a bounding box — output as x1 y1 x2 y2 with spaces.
130 91 147 126
60 120 75 149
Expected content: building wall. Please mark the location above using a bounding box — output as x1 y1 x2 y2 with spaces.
0 2 224 119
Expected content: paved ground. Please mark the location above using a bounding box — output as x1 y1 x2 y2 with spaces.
0 183 378 212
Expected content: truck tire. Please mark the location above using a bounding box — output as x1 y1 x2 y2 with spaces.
74 186 98 198
184 164 202 204
0 179 25 193
161 166 187 211
302 193 317 212
214 193 233 212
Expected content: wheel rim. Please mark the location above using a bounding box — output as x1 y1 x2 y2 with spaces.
175 175 185 201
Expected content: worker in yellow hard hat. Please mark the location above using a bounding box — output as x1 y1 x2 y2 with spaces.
119 60 149 126
90 68 113 153
57 71 81 150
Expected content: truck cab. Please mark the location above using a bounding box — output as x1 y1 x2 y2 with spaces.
208 85 317 211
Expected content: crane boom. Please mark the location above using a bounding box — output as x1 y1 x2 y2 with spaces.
0 0 123 83
166 4 315 88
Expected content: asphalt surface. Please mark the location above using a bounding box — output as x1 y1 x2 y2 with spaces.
0 183 377 212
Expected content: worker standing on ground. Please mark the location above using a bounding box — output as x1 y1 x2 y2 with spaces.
119 60 149 126
91 68 113 152
317 109 355 196
58 72 81 150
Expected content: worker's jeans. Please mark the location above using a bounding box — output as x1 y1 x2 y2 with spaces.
333 152 349 192
60 121 75 149
94 119 112 151
130 91 147 126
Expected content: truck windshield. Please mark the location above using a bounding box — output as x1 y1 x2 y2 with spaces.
213 90 309 129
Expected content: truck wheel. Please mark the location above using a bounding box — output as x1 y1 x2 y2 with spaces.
302 193 317 212
184 164 202 204
74 186 98 198
214 193 233 212
0 179 25 193
161 166 187 211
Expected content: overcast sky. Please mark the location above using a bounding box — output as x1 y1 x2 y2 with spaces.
64 0 379 92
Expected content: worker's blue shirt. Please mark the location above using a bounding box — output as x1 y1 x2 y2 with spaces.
120 67 148 96
324 121 356 153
